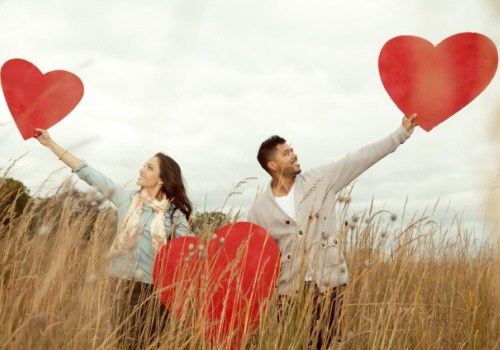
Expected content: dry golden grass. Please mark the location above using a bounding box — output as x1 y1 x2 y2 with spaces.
488 102 500 349
0 177 499 350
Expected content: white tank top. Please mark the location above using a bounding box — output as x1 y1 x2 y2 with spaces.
274 185 296 220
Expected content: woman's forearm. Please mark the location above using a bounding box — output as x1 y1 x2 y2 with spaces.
45 140 83 170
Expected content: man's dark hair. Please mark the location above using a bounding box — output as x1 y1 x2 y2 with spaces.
257 135 286 173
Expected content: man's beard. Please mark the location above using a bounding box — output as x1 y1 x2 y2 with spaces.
286 166 301 177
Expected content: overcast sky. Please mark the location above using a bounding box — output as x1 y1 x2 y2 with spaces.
0 0 499 239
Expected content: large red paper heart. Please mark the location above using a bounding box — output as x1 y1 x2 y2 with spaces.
153 222 280 349
379 33 498 131
1 59 84 140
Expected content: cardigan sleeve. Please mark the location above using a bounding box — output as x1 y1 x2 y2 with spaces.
247 186 270 228
314 126 410 193
247 202 257 223
72 161 132 209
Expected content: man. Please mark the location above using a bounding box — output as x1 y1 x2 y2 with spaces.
248 114 417 348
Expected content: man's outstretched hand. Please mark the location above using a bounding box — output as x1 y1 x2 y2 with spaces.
403 113 417 135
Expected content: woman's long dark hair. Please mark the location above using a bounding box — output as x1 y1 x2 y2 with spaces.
155 153 192 220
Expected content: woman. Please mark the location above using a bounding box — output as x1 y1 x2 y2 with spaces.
34 128 193 348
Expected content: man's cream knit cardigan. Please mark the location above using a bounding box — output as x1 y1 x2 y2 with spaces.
248 126 410 295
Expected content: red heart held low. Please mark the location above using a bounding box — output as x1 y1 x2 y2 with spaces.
153 222 280 349
1 59 84 140
379 32 498 131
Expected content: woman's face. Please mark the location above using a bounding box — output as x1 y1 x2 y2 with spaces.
137 156 162 190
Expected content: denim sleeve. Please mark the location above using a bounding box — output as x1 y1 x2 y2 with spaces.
72 161 132 210
165 209 195 238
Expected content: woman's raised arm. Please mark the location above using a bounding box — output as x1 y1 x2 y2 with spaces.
34 128 82 169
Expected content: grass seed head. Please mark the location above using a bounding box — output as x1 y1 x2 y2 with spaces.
133 269 144 281
38 225 50 236
34 313 47 329
85 273 98 286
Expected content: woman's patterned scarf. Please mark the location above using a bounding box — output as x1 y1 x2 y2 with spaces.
109 188 170 258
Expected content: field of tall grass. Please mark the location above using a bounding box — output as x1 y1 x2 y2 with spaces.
1 171 499 350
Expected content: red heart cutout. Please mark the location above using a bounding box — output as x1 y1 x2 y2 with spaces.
153 222 280 349
1 59 84 140
379 33 498 131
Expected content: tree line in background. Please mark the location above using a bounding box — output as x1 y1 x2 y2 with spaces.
0 176 230 238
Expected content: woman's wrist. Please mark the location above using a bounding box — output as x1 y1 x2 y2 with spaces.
58 149 68 160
